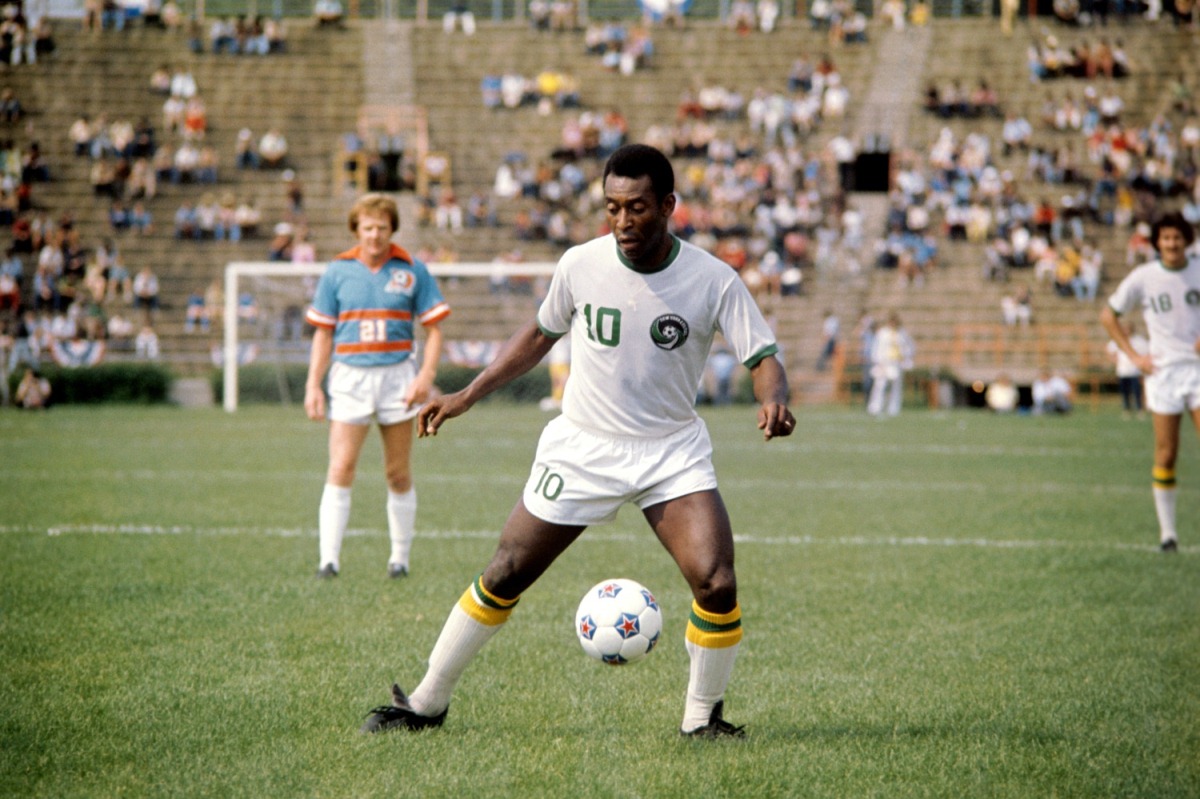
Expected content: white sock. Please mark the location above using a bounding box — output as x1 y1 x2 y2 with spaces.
681 639 741 732
318 484 351 569
387 487 417 567
1153 486 1178 543
408 580 517 716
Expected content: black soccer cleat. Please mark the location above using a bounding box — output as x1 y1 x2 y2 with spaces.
1160 538 1178 553
316 563 339 579
681 700 746 739
360 684 447 734
387 563 409 579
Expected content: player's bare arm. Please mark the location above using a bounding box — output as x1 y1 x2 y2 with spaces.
1100 305 1155 375
405 323 444 408
304 326 333 421
419 320 558 437
749 354 795 440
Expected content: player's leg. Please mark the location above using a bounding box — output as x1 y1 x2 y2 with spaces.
378 419 416 576
400 501 586 719
643 490 745 736
1150 412 1182 549
318 420 370 575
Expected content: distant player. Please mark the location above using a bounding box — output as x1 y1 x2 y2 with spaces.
359 144 796 737
1100 212 1200 552
304 193 450 578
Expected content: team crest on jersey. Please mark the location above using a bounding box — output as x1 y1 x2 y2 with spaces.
385 269 416 294
650 314 689 350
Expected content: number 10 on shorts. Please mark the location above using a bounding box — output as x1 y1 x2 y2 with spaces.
533 465 564 501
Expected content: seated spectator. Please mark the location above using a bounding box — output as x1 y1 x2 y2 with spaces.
128 201 153 235
268 222 294 260
108 199 132 232
194 194 219 239
30 18 54 61
258 128 288 167
135 324 160 360
529 0 551 28
985 374 1019 413
443 0 476 34
214 192 240 241
313 0 344 27
1032 370 1072 415
184 291 208 332
183 96 207 140
757 0 779 31
14 367 50 409
210 17 237 53
172 140 200 182
90 156 118 197
1001 283 1033 326
234 198 261 237
132 265 160 316
170 66 197 99
0 88 22 122
69 114 93 156
174 200 198 238
265 17 287 52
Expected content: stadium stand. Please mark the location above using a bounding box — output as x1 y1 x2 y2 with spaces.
0 11 1195 405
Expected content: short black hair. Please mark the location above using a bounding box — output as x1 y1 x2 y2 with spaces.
1152 211 1196 248
602 144 675 203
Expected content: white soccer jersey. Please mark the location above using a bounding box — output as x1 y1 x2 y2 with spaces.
1107 255 1200 370
536 235 779 437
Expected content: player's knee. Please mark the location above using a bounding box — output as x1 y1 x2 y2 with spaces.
384 468 413 493
692 570 737 614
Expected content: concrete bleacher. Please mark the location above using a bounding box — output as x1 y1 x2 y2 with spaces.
4 22 363 369
857 18 1196 401
4 14 1194 399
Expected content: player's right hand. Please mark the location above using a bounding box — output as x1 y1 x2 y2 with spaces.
304 385 325 421
417 394 460 437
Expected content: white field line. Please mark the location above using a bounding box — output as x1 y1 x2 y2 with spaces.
0 468 1148 497
0 524 1183 554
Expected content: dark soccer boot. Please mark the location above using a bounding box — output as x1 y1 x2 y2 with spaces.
360 683 447 733
681 700 746 739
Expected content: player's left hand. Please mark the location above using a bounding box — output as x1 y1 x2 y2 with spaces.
758 403 795 441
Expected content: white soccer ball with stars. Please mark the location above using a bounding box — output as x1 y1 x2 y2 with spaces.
575 578 663 665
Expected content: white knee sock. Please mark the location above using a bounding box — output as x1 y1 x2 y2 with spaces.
387 488 417 567
318 484 351 569
681 601 743 732
1153 485 1178 543
408 578 517 716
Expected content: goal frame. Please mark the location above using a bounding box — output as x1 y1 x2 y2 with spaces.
222 260 556 412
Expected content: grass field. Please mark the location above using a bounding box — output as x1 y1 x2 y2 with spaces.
1 403 1198 798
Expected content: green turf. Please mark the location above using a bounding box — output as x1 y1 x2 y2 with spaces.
1 404 1197 798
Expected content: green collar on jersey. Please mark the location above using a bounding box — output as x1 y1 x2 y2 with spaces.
615 236 681 275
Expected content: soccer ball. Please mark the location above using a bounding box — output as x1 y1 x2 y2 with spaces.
575 578 663 665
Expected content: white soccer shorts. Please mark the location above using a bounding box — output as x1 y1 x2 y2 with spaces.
1145 361 1200 416
522 415 719 526
327 359 422 425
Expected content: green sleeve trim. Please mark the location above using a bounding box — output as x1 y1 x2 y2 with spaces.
536 322 566 340
743 344 779 369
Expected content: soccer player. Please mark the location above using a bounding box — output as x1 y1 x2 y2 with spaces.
360 144 796 737
304 193 450 578
1100 212 1200 553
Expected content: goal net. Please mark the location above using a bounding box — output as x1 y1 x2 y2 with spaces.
222 260 556 412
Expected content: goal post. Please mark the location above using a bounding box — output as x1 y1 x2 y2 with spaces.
222 260 556 412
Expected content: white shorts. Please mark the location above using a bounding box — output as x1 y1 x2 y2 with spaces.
1145 362 1200 416
522 415 719 526
327 360 421 426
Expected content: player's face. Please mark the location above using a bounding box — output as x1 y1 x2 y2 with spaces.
355 211 395 266
1156 227 1188 268
604 174 675 270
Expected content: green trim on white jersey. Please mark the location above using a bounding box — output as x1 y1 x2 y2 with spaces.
1107 256 1200 370
536 234 779 437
